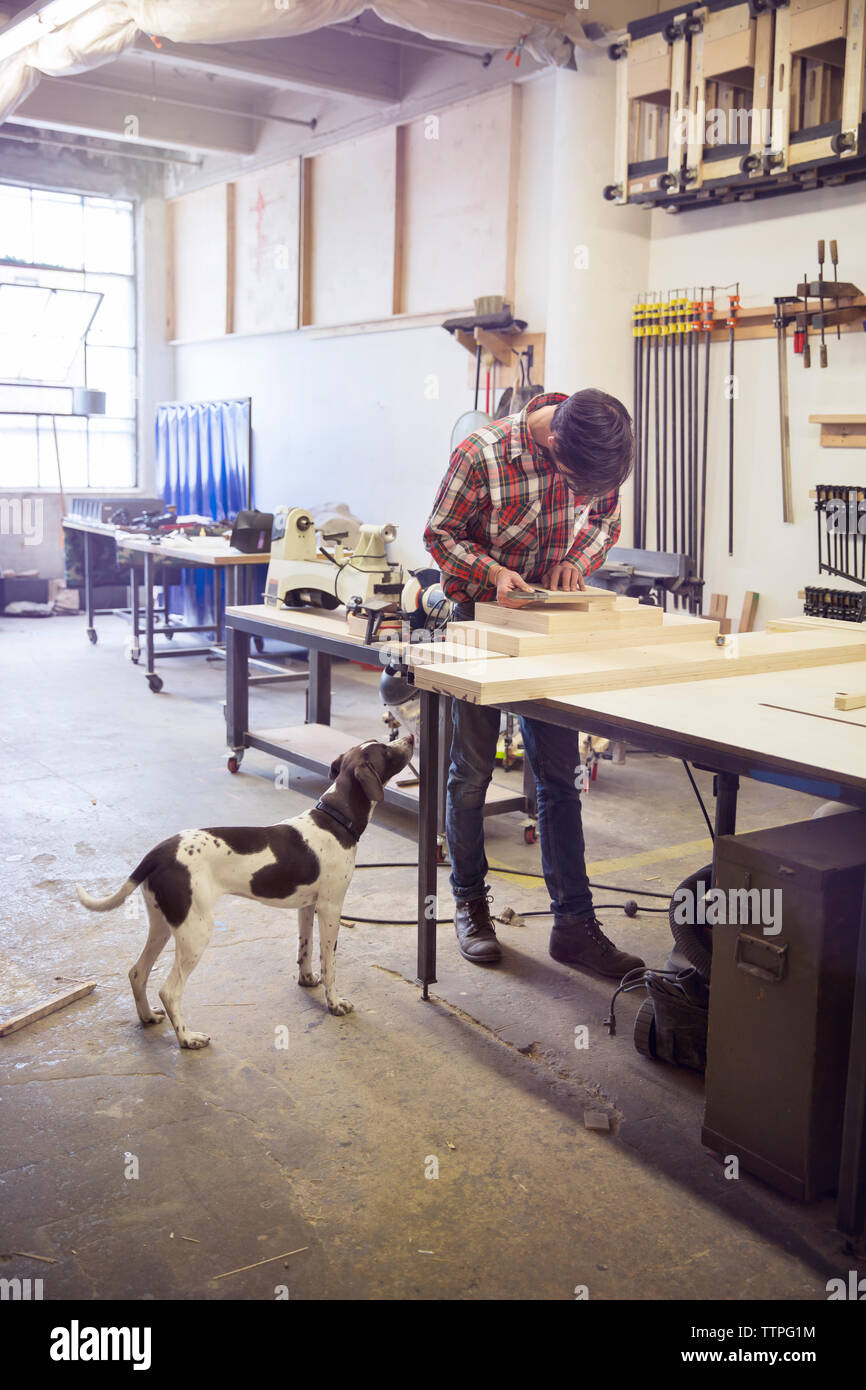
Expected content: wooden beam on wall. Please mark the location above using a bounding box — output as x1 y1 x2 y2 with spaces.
225 181 236 336
299 156 314 329
392 123 407 317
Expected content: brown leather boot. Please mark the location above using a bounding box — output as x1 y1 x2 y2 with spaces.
550 916 644 980
455 895 502 964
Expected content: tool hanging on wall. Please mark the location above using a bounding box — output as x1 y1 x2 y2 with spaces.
631 286 731 613
792 240 859 371
814 484 866 589
726 287 739 557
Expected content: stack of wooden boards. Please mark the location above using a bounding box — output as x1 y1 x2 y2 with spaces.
412 586 866 706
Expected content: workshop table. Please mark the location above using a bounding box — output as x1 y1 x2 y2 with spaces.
223 603 528 837
412 658 866 1247
116 535 280 694
60 514 126 645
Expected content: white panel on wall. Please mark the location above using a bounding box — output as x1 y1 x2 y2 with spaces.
306 128 396 327
233 160 300 336
400 86 519 315
168 184 227 342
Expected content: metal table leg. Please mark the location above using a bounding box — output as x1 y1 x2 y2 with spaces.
225 622 250 773
130 565 141 662
417 688 440 998
436 698 452 855
143 550 161 692
711 771 739 880
837 873 866 1248
84 531 97 645
308 651 331 725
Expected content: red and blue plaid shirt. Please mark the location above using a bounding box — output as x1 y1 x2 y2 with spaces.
424 392 621 603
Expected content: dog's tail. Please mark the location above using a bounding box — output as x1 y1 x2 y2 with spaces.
76 878 138 912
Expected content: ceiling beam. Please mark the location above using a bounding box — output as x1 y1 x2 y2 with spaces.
9 79 258 155
129 29 402 107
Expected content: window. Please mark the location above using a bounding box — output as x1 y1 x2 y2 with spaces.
0 184 136 489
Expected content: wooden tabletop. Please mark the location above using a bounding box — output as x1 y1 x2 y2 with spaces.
116 534 270 566
61 515 119 536
540 660 866 791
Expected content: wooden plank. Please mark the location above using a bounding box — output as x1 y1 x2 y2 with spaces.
299 156 314 329
767 614 861 633
164 198 176 342
413 630 866 706
0 982 97 1037
835 690 866 710
501 583 620 608
504 83 522 308
809 414 866 447
449 612 719 657
475 595 647 635
225 181 236 335
392 124 407 316
739 590 759 632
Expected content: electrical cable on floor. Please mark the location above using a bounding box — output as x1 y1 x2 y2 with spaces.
342 904 665 927
681 760 715 840
355 861 672 899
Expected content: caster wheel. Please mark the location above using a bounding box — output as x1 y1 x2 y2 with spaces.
227 755 242 774
165 631 174 641
147 674 164 693
634 998 657 1058
254 635 265 653
523 824 537 846
87 629 97 645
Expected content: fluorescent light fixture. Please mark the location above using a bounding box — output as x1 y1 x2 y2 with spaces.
0 1 102 64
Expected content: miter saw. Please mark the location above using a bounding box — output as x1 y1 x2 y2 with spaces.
264 506 402 610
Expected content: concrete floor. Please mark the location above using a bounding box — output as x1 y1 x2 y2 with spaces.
0 611 855 1300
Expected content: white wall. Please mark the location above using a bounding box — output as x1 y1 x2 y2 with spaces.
544 59 653 546
648 182 866 623
174 74 564 575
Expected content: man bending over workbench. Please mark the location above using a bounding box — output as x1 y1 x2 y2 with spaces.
424 389 644 978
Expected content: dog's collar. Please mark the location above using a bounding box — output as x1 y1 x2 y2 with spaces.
314 798 362 844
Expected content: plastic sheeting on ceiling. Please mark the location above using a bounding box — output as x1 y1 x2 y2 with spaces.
0 0 577 128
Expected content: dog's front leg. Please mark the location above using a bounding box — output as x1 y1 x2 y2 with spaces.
297 904 319 988
317 904 352 1016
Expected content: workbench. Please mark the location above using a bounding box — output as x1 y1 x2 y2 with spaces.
223 603 528 836
412 653 866 1247
115 535 280 694
60 514 129 645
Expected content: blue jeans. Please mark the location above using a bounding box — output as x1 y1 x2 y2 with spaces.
445 620 594 926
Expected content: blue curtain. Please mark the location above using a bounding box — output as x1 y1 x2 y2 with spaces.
155 399 251 627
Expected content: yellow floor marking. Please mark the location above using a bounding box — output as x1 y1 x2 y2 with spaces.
486 834 714 891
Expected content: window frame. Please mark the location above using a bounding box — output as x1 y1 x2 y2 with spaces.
0 182 138 492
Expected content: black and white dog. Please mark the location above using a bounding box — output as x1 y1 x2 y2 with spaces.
76 736 414 1049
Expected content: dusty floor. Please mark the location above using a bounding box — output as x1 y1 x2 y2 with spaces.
0 611 856 1300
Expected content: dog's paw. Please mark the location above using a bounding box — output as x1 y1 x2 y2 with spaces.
327 997 354 1017
297 971 320 988
141 1009 166 1026
180 1031 211 1049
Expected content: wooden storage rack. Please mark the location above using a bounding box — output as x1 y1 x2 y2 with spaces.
606 0 866 211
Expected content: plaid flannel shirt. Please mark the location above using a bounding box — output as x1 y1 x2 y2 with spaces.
424 392 621 604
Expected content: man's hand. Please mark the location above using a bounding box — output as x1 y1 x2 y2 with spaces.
544 562 586 592
493 566 535 606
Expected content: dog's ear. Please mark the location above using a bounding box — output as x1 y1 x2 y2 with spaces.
329 754 344 780
354 761 384 803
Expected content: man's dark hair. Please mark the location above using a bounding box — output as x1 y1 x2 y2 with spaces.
549 389 634 494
